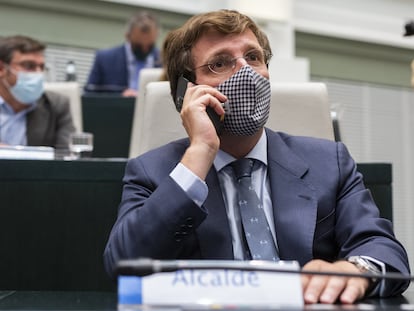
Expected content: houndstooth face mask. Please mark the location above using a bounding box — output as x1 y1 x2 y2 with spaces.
217 65 271 136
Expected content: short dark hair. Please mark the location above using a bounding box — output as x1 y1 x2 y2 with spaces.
125 11 159 34
0 35 45 64
162 9 271 104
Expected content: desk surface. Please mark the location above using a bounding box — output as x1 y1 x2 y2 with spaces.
0 290 413 311
0 291 117 310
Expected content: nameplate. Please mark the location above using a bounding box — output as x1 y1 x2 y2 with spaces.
0 146 54 160
118 261 303 309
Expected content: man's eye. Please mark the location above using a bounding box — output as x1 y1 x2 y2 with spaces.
213 61 224 69
211 58 230 70
245 52 261 62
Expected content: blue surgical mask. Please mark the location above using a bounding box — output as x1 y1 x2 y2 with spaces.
9 71 44 104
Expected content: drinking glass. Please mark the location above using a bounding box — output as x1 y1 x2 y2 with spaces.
69 132 93 159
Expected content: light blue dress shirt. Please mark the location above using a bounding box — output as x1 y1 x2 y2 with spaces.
0 96 35 146
125 43 157 91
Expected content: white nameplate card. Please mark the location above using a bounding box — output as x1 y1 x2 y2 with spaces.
0 145 54 160
118 261 303 309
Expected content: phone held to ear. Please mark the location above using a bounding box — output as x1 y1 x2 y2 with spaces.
175 76 224 135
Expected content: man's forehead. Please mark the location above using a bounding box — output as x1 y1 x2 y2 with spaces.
130 24 157 36
129 28 157 42
12 51 44 61
193 29 260 58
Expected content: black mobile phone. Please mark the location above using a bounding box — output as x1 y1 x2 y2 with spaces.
175 75 224 135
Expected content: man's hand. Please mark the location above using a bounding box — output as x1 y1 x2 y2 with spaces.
122 88 138 97
301 259 371 304
179 83 227 180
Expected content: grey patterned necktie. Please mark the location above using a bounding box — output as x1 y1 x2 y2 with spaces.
231 158 279 261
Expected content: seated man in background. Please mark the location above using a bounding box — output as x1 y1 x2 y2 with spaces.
0 35 75 149
84 11 162 97
104 10 410 304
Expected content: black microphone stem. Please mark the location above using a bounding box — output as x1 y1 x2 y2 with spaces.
116 259 414 281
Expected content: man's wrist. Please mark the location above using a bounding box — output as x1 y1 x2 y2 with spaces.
347 256 381 288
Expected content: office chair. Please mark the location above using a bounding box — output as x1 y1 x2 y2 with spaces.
129 81 334 157
129 68 165 157
44 82 82 132
267 83 334 140
130 81 186 156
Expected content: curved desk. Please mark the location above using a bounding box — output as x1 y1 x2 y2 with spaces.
0 290 413 311
0 159 392 292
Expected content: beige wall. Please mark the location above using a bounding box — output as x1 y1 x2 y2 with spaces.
0 0 188 49
296 32 414 88
1 0 412 88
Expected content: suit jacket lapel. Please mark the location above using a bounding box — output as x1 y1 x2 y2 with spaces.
119 45 129 86
27 95 48 145
266 129 317 265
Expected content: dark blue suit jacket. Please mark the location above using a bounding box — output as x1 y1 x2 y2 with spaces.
104 129 410 296
84 44 160 93
84 45 128 93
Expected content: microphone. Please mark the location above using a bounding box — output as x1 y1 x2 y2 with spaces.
117 258 296 276
116 258 414 281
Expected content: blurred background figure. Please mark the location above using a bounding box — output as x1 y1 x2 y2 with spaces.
0 35 75 149
84 11 161 97
65 60 77 82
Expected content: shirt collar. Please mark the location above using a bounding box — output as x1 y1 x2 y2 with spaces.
0 96 12 113
0 95 37 115
214 130 268 172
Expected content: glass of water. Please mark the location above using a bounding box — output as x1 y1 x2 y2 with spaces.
69 132 94 159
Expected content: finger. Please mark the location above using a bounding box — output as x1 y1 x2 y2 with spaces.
210 87 228 103
340 278 370 304
319 276 347 304
301 275 311 291
188 84 227 101
303 275 329 304
192 93 226 115
301 260 324 303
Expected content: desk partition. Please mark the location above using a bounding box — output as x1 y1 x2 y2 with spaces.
82 95 135 158
0 159 391 292
0 159 126 291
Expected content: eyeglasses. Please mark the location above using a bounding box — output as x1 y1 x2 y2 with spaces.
10 61 46 72
194 49 272 75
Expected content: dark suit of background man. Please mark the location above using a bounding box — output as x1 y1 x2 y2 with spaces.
104 10 410 304
84 11 161 97
0 35 75 149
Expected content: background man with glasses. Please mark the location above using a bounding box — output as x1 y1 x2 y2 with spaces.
0 35 75 148
104 10 410 304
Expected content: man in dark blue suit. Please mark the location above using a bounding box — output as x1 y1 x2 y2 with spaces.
84 11 161 97
104 10 410 304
